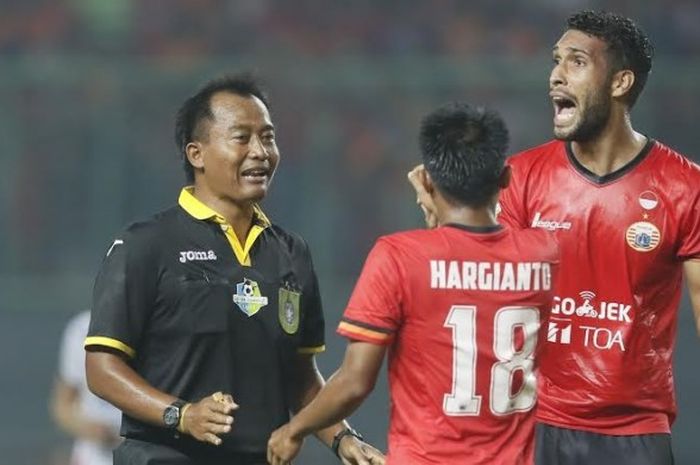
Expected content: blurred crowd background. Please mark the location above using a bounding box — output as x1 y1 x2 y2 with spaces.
1 0 698 464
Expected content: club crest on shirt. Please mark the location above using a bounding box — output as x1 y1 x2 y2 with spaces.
232 278 268 317
625 221 661 252
278 286 300 334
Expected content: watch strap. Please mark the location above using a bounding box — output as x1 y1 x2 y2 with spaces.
331 427 363 458
163 399 187 429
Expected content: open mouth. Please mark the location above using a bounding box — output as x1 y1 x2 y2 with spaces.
241 167 269 182
552 94 577 125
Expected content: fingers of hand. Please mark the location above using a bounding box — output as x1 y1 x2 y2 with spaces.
270 452 290 465
207 411 234 426
208 399 238 415
210 391 238 408
204 432 222 446
367 450 385 465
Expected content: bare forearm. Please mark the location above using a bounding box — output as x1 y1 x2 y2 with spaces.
86 351 177 427
290 367 369 441
292 368 348 447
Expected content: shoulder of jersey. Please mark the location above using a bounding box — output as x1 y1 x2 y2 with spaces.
378 229 434 249
125 207 178 234
266 223 309 255
508 140 563 168
651 140 700 182
112 206 182 248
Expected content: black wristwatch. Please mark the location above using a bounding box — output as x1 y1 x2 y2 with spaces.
331 427 364 458
163 399 187 429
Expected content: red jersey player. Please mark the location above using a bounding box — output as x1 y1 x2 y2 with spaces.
267 103 559 465
411 10 700 465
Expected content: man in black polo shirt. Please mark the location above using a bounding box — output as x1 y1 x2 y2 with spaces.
85 73 384 465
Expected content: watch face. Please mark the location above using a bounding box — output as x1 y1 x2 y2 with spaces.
164 405 179 427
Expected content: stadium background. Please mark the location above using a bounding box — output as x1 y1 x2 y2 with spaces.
1 0 698 463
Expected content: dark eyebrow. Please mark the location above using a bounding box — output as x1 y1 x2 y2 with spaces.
552 45 591 57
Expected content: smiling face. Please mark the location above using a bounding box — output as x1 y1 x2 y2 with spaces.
188 91 279 205
550 29 615 142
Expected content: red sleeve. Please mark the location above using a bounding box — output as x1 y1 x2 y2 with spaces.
677 178 700 260
498 159 529 229
337 239 404 345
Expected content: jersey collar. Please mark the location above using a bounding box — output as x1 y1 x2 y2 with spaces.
565 138 655 185
443 223 504 234
178 187 271 227
178 187 271 266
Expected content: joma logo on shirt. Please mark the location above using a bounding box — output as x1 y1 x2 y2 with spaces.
179 250 217 263
531 212 572 231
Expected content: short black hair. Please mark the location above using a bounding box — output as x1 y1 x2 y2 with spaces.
175 73 270 182
420 103 509 207
567 10 654 107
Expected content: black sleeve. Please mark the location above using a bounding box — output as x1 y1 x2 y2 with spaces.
85 224 159 359
296 238 325 354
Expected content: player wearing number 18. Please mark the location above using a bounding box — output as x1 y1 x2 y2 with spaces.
266 103 559 465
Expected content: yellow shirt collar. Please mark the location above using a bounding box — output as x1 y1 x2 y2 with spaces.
178 187 271 227
178 187 270 266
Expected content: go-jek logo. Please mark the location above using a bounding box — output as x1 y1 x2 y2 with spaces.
551 291 632 323
546 291 630 352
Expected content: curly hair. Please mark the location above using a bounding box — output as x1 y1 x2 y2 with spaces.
567 10 654 107
420 103 509 207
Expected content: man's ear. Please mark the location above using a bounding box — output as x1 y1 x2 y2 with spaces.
422 169 435 194
186 142 205 171
611 69 635 100
498 165 512 189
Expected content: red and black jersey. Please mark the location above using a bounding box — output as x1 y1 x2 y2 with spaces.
338 224 558 465
499 139 700 435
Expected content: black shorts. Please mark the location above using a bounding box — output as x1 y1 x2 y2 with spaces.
535 423 674 465
114 438 269 465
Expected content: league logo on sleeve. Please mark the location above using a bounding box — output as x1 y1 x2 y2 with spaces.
233 278 268 317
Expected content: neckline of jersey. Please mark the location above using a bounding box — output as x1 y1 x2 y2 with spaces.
565 138 655 185
443 223 504 234
177 187 270 266
178 186 271 227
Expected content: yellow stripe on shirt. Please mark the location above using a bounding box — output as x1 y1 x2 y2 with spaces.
297 345 326 354
84 336 136 358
